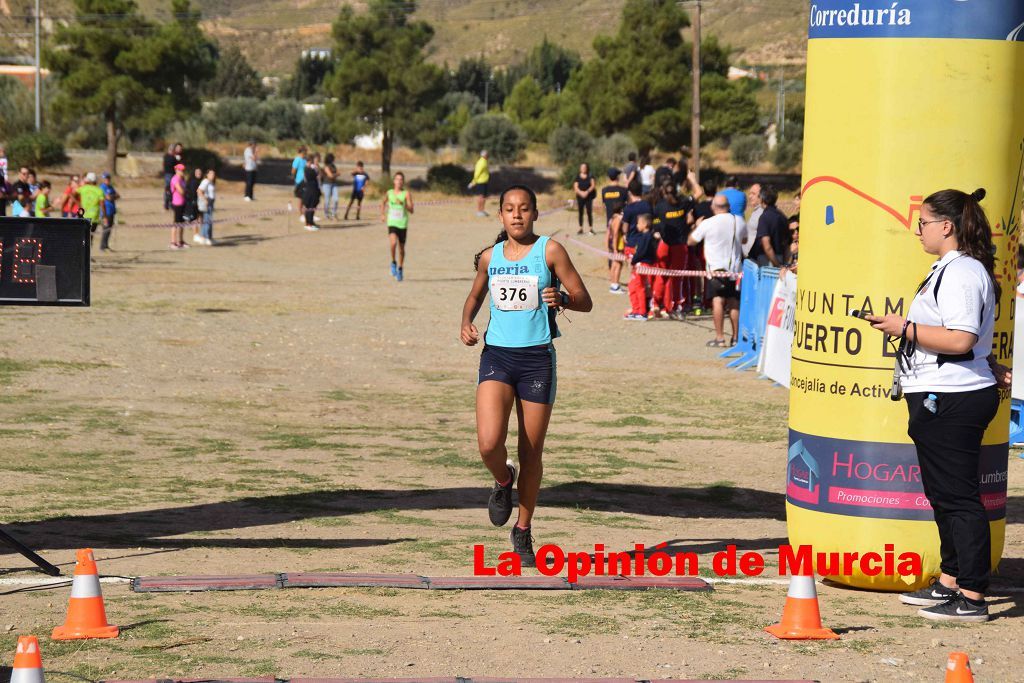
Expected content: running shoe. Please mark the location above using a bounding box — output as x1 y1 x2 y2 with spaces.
192 234 203 244
477 211 489 218
900 578 959 606
510 524 536 568
396 267 403 282
609 284 624 294
305 224 319 231
487 462 517 526
623 313 647 322
390 262 398 278
917 594 989 622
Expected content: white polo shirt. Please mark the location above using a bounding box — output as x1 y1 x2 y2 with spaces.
901 250 996 393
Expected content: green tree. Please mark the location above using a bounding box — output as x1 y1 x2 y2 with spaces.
204 44 265 99
324 0 445 175
504 75 545 140
0 76 34 140
285 50 335 100
448 56 501 107
522 37 581 93
700 74 761 142
45 0 215 175
460 114 526 164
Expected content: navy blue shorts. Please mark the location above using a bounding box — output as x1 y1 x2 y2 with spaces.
478 344 557 405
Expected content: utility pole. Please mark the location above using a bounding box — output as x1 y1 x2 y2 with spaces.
34 0 41 131
690 0 701 185
777 67 785 141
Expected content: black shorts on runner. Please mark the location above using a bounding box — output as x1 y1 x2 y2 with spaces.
473 182 489 197
387 225 407 244
351 189 364 201
478 344 557 405
294 184 304 199
706 276 738 300
172 205 185 223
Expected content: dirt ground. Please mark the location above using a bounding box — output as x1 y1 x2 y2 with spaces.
0 182 1021 682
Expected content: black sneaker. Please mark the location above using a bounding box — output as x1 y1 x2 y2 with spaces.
487 462 516 526
900 578 958 606
510 524 536 568
918 594 989 623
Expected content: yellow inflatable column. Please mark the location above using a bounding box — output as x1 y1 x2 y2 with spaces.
789 1 1024 591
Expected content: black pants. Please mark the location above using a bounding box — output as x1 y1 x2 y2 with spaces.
577 197 593 228
905 386 999 593
245 171 257 199
100 214 114 250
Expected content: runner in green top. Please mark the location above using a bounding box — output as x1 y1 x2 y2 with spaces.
75 172 106 246
380 171 414 282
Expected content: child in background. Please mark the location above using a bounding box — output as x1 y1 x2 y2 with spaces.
34 181 52 216
100 172 119 251
0 145 8 182
197 169 216 245
11 186 29 217
61 175 81 217
625 213 657 321
26 170 39 216
345 161 369 221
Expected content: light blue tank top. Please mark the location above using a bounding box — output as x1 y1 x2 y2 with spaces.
485 236 560 348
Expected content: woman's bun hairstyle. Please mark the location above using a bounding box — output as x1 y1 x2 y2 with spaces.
970 188 986 202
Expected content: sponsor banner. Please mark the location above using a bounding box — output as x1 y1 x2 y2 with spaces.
808 0 1024 41
1013 284 1024 401
759 270 797 387
787 430 1008 522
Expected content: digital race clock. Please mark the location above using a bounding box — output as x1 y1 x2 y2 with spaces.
0 217 90 306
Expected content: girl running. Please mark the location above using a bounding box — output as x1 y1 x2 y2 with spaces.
460 185 593 566
381 172 413 281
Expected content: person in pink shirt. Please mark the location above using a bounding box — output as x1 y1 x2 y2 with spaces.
169 164 189 249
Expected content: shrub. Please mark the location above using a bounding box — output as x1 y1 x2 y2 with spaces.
258 99 304 140
166 119 208 148
200 97 304 142
548 126 594 166
7 132 68 168
773 138 803 171
301 109 334 145
180 147 223 173
427 163 473 194
730 134 768 167
459 114 526 164
228 124 271 144
595 133 636 167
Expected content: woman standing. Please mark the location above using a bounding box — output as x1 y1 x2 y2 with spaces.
187 167 203 244
652 182 691 318
460 186 592 565
381 172 413 281
302 154 322 231
572 162 596 235
169 164 188 249
321 153 339 220
866 188 1011 623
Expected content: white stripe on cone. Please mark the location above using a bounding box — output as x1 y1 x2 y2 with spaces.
786 574 818 600
69 574 102 599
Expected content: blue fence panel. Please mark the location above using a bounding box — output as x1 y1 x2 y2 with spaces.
722 260 760 362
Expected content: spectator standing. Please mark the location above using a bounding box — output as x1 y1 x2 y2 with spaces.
688 194 747 346
573 162 596 235
470 150 490 217
12 167 31 210
0 145 7 182
99 172 119 251
11 185 29 217
302 154 321 231
622 152 638 186
652 182 693 318
625 213 658 321
75 173 106 247
34 181 52 217
186 167 203 244
60 175 81 217
169 164 188 249
0 173 7 217
26 170 39 216
654 158 675 189
747 185 791 267
162 143 182 210
243 141 258 201
197 169 216 245
292 145 308 221
721 176 746 217
744 182 763 256
639 156 656 195
600 168 627 294
321 153 338 220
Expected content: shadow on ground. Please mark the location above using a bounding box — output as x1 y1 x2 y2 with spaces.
0 483 785 553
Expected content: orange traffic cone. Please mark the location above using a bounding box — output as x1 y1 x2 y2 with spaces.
945 652 974 683
10 636 45 683
765 572 839 640
51 548 119 640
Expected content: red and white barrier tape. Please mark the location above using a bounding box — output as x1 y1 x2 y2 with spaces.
565 234 740 279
